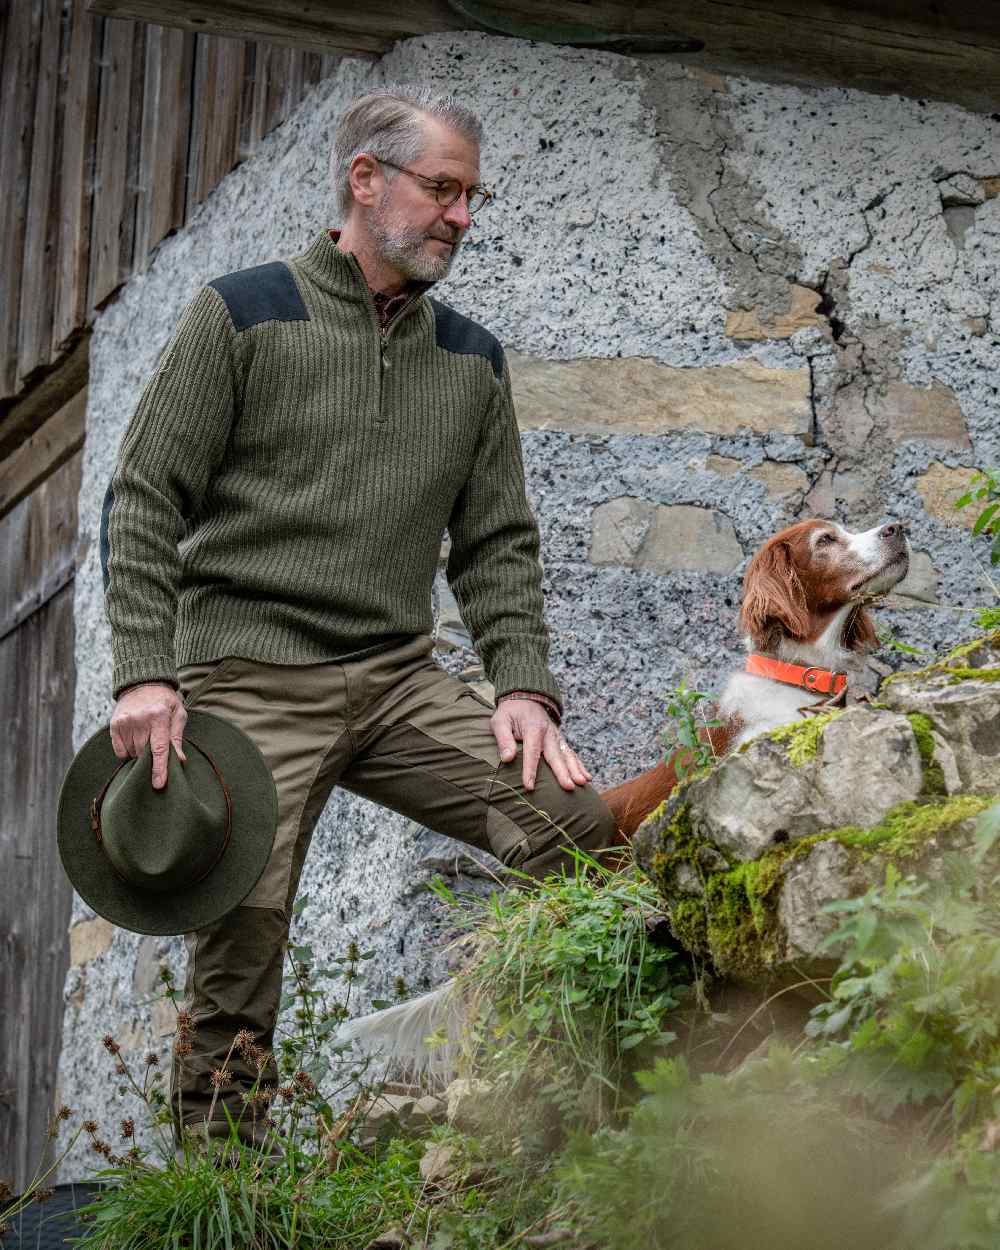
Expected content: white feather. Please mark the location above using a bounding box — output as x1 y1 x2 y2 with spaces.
334 979 466 1086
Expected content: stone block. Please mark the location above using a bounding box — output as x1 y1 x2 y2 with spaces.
748 461 809 500
916 462 979 529
509 353 812 440
69 917 113 966
589 497 654 566
878 381 970 448
938 174 985 207
639 505 744 574
706 454 741 476
724 284 824 341
888 550 939 605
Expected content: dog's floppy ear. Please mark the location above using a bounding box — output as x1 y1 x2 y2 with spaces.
843 604 877 652
739 539 810 649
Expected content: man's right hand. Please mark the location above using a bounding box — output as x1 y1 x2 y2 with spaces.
110 682 187 790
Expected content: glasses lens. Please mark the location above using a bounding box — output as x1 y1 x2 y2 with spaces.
467 188 489 215
435 179 462 207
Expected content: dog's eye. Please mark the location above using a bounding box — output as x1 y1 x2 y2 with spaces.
816 532 837 546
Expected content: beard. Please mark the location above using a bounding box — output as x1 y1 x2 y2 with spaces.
367 191 464 282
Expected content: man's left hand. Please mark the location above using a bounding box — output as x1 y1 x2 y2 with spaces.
491 698 592 792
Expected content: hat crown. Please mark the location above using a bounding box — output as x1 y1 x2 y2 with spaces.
99 745 230 894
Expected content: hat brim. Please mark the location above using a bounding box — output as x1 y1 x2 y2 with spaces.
58 709 278 936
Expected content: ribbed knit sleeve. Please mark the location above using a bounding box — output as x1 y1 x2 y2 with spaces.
104 286 237 697
446 360 562 712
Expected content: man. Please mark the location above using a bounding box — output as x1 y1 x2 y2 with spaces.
101 85 616 1145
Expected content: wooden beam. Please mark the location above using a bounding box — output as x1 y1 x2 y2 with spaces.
0 387 87 521
85 0 1000 112
86 0 460 57
0 336 89 463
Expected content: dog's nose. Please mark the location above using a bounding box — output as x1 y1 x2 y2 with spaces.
879 520 906 541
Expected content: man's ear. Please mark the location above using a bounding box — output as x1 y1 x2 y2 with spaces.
347 153 382 209
739 541 810 649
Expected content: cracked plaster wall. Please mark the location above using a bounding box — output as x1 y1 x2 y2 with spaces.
58 31 1000 1172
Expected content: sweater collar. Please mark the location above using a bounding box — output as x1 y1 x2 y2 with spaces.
294 230 432 309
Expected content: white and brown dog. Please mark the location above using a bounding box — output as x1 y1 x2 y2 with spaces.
336 518 910 1079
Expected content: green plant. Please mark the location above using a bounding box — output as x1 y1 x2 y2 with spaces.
558 1050 907 1250
433 853 689 1138
662 680 721 781
956 469 1000 565
878 628 927 657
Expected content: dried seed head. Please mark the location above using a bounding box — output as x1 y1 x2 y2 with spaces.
35 1187 56 1204
144 1052 159 1066
57 1105 72 1121
209 1068 233 1089
82 1119 98 1134
173 1039 193 1057
115 1062 128 1076
277 1085 295 1100
120 1118 135 1140
176 1011 193 1031
102 1034 121 1055
346 941 359 962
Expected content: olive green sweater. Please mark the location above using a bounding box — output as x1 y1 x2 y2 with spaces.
102 231 560 709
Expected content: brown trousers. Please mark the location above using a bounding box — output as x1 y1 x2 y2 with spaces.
170 635 615 1138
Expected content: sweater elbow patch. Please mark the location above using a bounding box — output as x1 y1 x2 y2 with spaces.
100 479 115 591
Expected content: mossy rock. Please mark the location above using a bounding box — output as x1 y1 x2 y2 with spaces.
654 795 997 983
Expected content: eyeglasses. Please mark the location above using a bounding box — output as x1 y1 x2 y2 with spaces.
376 158 492 215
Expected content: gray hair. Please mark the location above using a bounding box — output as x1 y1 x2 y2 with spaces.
332 85 483 218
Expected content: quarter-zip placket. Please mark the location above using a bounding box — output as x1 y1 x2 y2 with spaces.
370 289 424 425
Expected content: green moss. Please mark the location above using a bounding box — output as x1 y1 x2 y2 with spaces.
826 795 994 860
882 630 1000 689
766 710 844 766
906 712 946 797
941 667 1000 684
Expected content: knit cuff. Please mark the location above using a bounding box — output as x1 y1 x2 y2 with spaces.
112 654 179 701
492 668 562 719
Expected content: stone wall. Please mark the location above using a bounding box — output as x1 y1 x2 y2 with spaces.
58 31 1000 1172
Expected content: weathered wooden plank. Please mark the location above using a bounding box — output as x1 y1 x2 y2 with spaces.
201 36 246 204
0 387 87 522
0 335 90 462
263 42 293 136
0 1 43 401
0 437 82 613
17 0 68 389
134 24 195 266
88 16 139 312
0 451 80 1190
52 1 102 356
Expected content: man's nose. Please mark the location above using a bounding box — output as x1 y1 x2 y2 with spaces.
443 193 472 230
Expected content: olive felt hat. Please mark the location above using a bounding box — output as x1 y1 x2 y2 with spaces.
57 709 278 936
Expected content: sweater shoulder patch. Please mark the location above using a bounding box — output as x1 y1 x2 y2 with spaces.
208 261 309 332
429 298 504 380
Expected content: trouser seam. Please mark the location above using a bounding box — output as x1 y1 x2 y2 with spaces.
277 729 351 914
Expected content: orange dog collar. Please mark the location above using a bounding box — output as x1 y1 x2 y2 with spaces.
745 654 848 696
